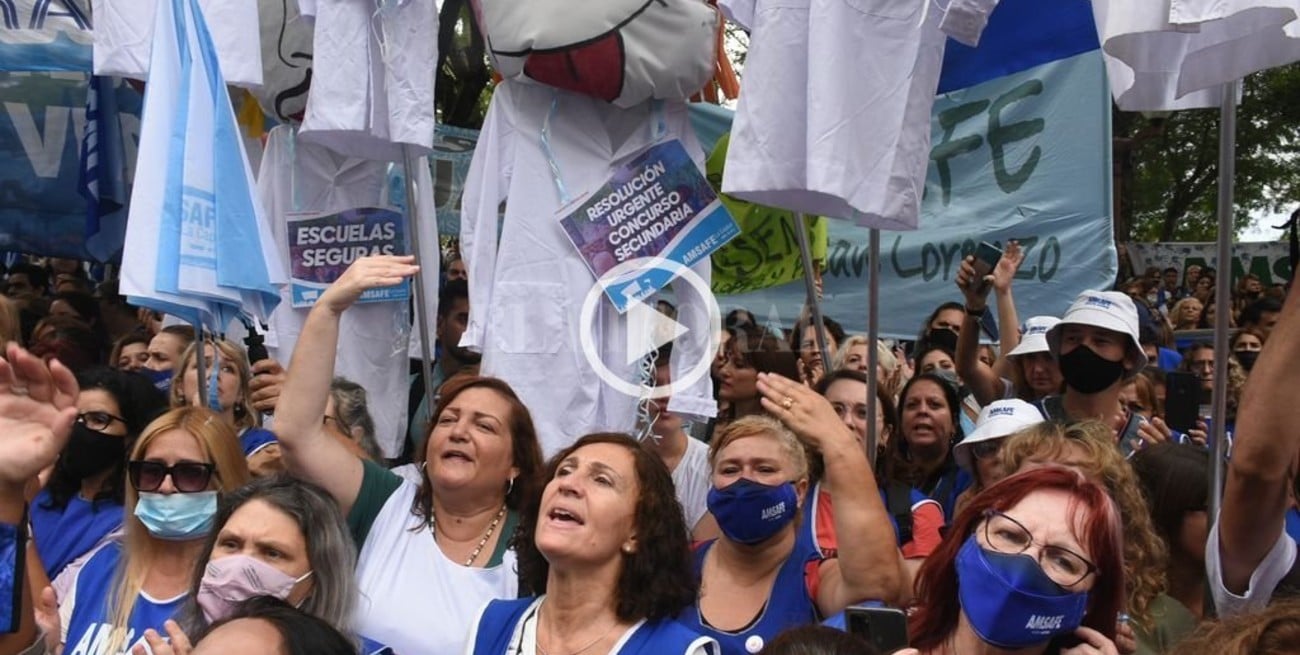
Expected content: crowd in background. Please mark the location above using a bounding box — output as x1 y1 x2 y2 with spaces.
0 245 1295 655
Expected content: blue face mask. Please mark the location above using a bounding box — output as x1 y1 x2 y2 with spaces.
140 368 172 394
134 491 218 541
706 478 799 545
954 536 1090 649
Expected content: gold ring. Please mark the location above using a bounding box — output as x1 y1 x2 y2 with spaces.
781 397 794 410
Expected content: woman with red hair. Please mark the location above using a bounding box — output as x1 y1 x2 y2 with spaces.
910 466 1126 655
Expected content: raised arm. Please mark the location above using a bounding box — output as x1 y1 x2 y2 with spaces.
1215 265 1300 605
0 344 78 654
989 241 1024 365
758 373 905 610
273 256 419 515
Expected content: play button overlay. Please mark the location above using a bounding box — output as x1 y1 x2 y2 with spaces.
579 256 721 400
625 300 689 365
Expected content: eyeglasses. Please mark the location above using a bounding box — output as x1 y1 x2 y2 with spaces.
982 510 1097 588
127 460 216 493
77 411 126 432
970 439 1003 461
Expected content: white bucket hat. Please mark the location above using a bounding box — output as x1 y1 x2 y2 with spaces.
1046 290 1148 377
954 399 1045 473
1006 316 1061 358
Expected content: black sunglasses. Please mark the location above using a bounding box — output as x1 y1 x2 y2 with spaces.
127 460 215 493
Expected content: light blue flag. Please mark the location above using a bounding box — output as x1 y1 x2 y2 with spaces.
120 0 282 332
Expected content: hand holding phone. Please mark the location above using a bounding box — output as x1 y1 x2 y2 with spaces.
846 606 909 652
970 242 1003 296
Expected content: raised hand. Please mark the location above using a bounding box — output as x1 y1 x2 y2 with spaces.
757 372 856 450
0 343 79 488
316 255 420 315
991 240 1024 293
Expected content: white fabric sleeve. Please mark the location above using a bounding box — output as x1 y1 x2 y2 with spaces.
940 0 1002 47
459 87 518 354
664 257 718 421
1206 516 1298 618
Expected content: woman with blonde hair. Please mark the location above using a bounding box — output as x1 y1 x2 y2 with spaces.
51 406 250 655
999 421 1190 655
171 339 280 475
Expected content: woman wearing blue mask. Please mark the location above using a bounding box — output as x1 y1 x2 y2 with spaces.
30 368 168 583
52 406 250 655
909 466 1125 655
679 393 904 655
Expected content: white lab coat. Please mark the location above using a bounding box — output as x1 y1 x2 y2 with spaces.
92 0 263 88
257 125 441 457
460 81 717 457
720 0 999 228
1092 0 1300 111
299 0 438 161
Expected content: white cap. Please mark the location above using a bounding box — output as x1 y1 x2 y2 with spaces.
1006 316 1061 358
954 399 1044 473
1046 290 1148 377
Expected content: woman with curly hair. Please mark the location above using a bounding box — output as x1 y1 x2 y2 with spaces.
1168 599 1300 655
467 433 717 654
999 421 1186 655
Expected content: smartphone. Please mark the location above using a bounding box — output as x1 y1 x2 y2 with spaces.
1164 371 1200 433
845 606 909 652
971 241 1003 294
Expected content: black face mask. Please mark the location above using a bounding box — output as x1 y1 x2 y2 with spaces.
1058 346 1126 394
1234 350 1259 372
60 424 127 480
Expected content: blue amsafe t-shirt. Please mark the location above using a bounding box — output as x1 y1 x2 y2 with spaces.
30 489 123 579
64 543 185 655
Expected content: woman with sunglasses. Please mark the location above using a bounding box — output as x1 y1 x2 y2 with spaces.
53 407 249 655
949 399 1044 517
910 466 1125 654
30 368 168 582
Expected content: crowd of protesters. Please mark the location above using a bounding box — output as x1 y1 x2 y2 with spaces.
0 246 1294 655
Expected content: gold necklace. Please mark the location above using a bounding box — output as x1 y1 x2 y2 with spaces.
535 608 618 655
429 503 507 566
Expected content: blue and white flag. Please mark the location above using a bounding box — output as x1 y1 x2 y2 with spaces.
79 75 129 261
120 0 283 332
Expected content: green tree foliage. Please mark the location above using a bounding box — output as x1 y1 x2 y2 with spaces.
435 0 492 128
1117 63 1300 242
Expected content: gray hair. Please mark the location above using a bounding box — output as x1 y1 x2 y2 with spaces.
330 377 382 461
175 476 359 637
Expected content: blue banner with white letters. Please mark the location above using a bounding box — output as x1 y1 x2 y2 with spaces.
0 72 140 260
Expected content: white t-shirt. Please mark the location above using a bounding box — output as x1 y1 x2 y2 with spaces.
257 125 442 457
299 0 437 161
356 482 519 655
92 0 263 87
1206 513 1299 617
719 0 999 228
460 81 717 457
672 437 712 531
1091 0 1300 111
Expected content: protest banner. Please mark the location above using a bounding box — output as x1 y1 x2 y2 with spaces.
1128 241 1293 286
287 207 410 307
706 50 1117 338
0 0 92 72
0 72 141 260
559 139 740 313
